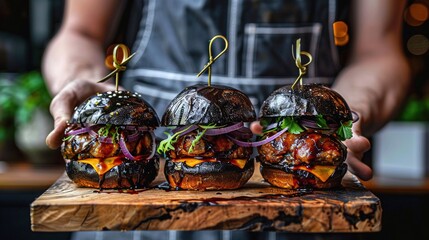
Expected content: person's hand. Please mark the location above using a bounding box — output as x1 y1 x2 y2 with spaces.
46 79 119 149
249 120 373 181
343 118 373 181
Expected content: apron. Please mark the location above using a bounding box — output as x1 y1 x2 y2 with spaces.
120 0 351 117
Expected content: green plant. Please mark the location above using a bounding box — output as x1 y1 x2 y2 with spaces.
396 95 429 122
0 71 52 141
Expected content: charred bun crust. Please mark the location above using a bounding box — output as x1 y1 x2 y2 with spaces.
161 84 256 126
259 162 347 189
164 159 255 190
65 157 159 189
259 84 352 123
70 91 159 127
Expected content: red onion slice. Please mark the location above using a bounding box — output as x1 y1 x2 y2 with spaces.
205 122 244 136
299 118 320 129
264 123 279 131
125 126 137 131
124 126 151 132
299 118 332 130
99 136 114 144
171 123 245 138
352 111 359 123
127 131 140 142
227 127 288 147
88 129 99 138
119 134 136 161
65 126 102 140
65 127 90 136
138 126 151 131
119 131 156 161
252 127 288 147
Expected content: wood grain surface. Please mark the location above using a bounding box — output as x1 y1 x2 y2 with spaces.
30 162 381 232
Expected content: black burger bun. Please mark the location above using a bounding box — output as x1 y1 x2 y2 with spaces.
165 159 254 190
259 84 352 124
260 162 347 189
70 90 159 127
66 157 159 189
161 84 256 126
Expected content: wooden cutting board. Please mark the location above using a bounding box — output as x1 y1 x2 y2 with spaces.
30 162 381 232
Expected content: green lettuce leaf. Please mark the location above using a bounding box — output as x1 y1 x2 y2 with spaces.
336 120 353 141
315 115 328 128
280 117 304 134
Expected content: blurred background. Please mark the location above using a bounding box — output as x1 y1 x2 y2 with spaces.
0 0 428 240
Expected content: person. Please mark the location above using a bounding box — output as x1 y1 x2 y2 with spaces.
42 0 410 239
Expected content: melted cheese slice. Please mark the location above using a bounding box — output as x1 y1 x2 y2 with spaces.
229 159 247 169
294 165 337 182
79 157 123 175
172 158 247 169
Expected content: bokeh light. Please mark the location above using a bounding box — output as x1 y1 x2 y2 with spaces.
407 34 429 55
333 21 349 46
404 2 428 26
410 3 428 22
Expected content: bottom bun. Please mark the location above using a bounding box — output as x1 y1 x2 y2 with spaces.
164 159 254 190
260 163 347 189
66 157 159 189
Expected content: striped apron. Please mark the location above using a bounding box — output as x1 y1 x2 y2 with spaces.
120 0 351 117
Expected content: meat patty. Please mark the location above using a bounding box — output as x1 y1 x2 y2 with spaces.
167 132 252 160
62 125 154 160
257 131 346 166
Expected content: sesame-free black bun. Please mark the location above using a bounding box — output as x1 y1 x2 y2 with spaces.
66 157 159 189
260 162 347 189
259 84 352 124
164 159 255 190
161 84 256 126
70 90 159 127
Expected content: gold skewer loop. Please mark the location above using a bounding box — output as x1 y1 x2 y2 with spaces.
197 35 229 86
98 44 136 91
291 39 313 89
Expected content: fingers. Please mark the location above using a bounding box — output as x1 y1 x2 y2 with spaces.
46 87 77 149
250 121 263 135
347 155 373 181
46 118 68 150
46 80 117 149
344 133 373 181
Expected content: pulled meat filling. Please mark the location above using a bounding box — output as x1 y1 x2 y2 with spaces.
62 126 154 160
258 131 346 166
167 132 252 160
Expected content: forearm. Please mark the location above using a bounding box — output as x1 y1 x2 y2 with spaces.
332 52 410 137
42 0 124 96
42 30 107 96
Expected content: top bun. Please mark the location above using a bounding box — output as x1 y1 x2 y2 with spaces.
69 90 159 127
162 84 256 126
259 84 352 124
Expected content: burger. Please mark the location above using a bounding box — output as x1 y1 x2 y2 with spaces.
256 83 356 189
61 90 160 189
158 84 256 190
